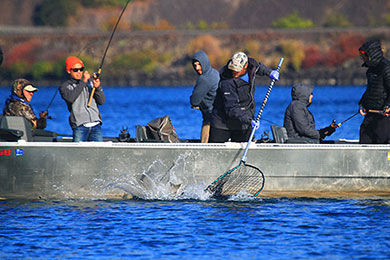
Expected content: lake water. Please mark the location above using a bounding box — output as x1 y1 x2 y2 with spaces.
1 85 390 259
0 85 366 140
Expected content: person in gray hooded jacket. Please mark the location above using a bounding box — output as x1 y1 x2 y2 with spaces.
284 84 335 143
190 50 219 143
59 56 105 142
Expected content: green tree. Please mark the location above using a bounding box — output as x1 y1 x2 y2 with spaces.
8 61 30 79
197 20 209 30
323 13 352 27
33 0 80 27
383 13 390 26
31 61 53 80
272 11 315 28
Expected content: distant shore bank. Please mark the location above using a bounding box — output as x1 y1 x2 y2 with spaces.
1 27 388 87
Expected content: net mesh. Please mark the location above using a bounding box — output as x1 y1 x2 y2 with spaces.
206 162 265 197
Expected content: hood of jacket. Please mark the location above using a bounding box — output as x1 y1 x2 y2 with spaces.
291 84 313 106
359 40 384 67
193 50 212 75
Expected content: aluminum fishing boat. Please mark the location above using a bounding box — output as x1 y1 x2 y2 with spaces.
0 116 389 200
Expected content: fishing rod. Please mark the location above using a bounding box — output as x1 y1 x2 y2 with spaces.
334 111 360 127
87 0 131 107
43 1 130 114
368 109 390 115
42 89 59 119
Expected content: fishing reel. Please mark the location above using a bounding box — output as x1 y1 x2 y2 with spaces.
257 131 271 143
93 71 100 80
40 110 52 120
118 127 131 142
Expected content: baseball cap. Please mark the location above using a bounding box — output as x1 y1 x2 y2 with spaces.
12 78 38 94
24 84 38 92
228 52 248 72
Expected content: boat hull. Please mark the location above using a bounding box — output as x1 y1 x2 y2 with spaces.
1 141 390 199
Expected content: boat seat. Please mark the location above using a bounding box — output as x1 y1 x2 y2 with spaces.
0 115 57 142
0 128 24 141
271 125 288 143
0 115 33 141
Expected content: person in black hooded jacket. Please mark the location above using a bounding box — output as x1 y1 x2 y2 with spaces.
358 39 390 144
284 84 336 143
209 51 279 143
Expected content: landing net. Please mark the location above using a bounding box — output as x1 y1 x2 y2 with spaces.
205 162 265 197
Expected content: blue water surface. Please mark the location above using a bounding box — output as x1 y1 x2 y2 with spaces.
1 198 390 259
0 85 366 140
2 85 389 259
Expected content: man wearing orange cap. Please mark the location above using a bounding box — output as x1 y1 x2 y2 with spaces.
59 56 105 142
3 78 47 129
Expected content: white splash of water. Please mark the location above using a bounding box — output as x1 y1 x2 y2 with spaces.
92 151 259 201
227 190 258 201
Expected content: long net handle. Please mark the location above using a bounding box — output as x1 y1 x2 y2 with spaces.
241 57 284 163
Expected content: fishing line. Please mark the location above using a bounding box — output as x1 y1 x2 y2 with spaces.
44 0 130 114
87 0 131 107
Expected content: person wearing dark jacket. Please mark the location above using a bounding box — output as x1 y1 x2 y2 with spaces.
209 51 279 143
358 40 390 144
59 56 105 142
3 78 47 129
284 84 335 143
190 50 219 143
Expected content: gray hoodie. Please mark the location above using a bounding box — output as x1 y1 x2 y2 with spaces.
59 78 105 129
190 51 219 118
284 84 320 139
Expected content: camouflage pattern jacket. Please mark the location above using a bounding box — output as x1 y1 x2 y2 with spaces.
3 95 46 129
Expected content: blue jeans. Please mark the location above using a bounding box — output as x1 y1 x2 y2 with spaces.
73 124 103 142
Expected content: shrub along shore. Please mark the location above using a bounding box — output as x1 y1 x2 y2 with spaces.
1 27 390 87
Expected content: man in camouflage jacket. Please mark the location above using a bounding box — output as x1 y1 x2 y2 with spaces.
3 78 47 129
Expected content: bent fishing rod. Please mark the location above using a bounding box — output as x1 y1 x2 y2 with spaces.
334 111 360 127
43 0 131 114
87 0 131 107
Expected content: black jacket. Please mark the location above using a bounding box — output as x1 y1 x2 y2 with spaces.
211 57 272 130
359 40 390 110
284 84 320 139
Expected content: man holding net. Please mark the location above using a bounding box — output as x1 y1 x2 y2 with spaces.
209 51 279 143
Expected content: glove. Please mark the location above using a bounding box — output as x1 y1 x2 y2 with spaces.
269 70 279 81
319 125 336 139
251 119 260 130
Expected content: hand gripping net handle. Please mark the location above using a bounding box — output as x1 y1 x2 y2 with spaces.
241 57 284 163
255 57 284 122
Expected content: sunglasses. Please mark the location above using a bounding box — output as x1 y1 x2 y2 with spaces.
71 67 84 72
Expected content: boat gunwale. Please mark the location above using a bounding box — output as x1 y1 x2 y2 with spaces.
1 140 390 150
